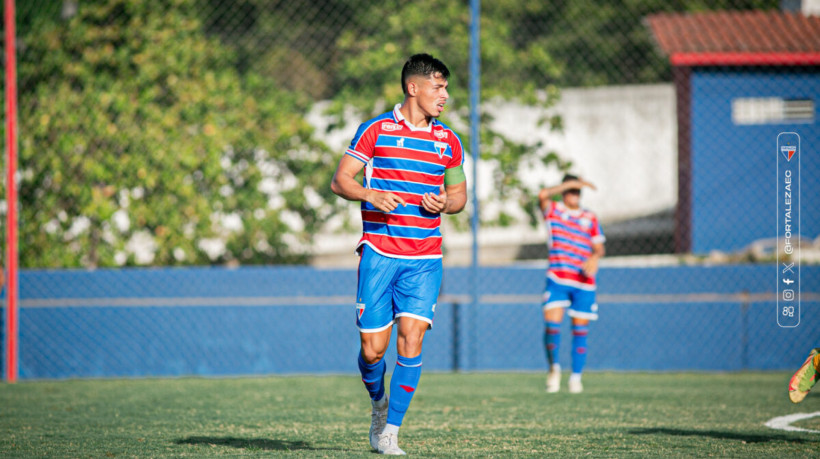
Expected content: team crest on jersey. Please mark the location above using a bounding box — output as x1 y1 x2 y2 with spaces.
578 217 592 229
433 129 448 140
356 302 365 319
382 122 402 131
434 141 447 159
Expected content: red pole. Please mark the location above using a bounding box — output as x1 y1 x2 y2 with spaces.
4 0 18 383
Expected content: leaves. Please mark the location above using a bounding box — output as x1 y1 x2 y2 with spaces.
11 0 336 267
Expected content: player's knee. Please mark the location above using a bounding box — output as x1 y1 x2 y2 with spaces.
397 333 425 357
360 347 386 364
362 343 387 365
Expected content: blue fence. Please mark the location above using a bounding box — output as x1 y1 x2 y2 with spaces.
1 264 817 379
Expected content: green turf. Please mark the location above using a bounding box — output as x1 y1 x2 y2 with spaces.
1 372 819 457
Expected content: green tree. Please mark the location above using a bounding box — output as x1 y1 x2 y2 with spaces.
13 0 337 267
329 0 569 227
202 0 571 229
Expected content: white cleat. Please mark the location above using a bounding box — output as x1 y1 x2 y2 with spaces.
546 367 561 393
568 377 583 394
377 432 406 455
369 397 389 450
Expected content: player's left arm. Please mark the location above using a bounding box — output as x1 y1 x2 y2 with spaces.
420 165 467 214
421 136 467 214
582 215 606 277
582 242 605 277
444 180 467 214
420 181 467 214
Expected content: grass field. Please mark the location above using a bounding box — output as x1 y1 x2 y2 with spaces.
2 372 819 457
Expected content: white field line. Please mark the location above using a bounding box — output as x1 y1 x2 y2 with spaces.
764 412 820 433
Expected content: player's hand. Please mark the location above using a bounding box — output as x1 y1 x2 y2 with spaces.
367 190 406 212
421 185 448 214
582 257 599 277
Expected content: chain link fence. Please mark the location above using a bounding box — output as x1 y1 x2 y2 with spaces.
1 0 818 379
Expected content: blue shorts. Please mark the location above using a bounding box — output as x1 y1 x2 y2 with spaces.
355 245 443 333
542 278 598 320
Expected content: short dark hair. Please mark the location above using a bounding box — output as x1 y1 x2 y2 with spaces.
562 173 581 194
401 53 450 95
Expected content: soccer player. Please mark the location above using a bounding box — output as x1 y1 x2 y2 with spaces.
789 348 820 403
330 53 467 455
538 174 605 394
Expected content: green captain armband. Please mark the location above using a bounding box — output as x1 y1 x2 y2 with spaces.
444 165 466 185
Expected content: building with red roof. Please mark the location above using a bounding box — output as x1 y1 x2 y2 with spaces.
647 9 819 253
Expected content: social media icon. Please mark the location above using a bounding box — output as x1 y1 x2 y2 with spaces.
783 289 795 301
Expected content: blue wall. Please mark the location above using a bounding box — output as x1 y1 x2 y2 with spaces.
690 67 819 252
1 264 817 379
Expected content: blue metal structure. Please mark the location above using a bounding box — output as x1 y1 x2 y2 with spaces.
1 264 817 379
469 0 481 371
690 67 819 252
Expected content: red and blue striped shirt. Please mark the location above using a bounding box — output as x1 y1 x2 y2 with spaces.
544 201 605 289
345 105 465 259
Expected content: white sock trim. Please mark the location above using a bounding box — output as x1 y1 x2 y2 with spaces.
383 424 400 436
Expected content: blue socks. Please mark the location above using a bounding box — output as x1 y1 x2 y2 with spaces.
545 321 590 374
359 353 423 428
358 353 386 402
571 324 589 374
544 321 562 367
386 354 422 427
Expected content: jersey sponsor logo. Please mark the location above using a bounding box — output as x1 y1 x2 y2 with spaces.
396 137 404 148
433 129 448 140
382 122 402 131
434 141 447 159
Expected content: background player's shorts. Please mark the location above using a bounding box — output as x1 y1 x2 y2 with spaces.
355 245 443 333
542 278 598 320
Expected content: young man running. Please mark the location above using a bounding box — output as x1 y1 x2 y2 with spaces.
331 53 467 455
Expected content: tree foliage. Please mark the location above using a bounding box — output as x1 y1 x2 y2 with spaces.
13 0 337 267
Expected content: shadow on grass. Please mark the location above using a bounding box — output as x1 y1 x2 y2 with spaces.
630 428 820 444
175 436 344 452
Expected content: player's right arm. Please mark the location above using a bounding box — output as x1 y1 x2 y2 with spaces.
331 155 407 213
538 179 596 212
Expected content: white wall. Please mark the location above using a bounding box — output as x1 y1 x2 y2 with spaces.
487 84 677 222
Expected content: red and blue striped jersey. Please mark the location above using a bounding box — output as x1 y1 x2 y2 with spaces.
345 105 465 259
544 201 605 290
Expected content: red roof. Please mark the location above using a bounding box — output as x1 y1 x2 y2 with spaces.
646 10 820 66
